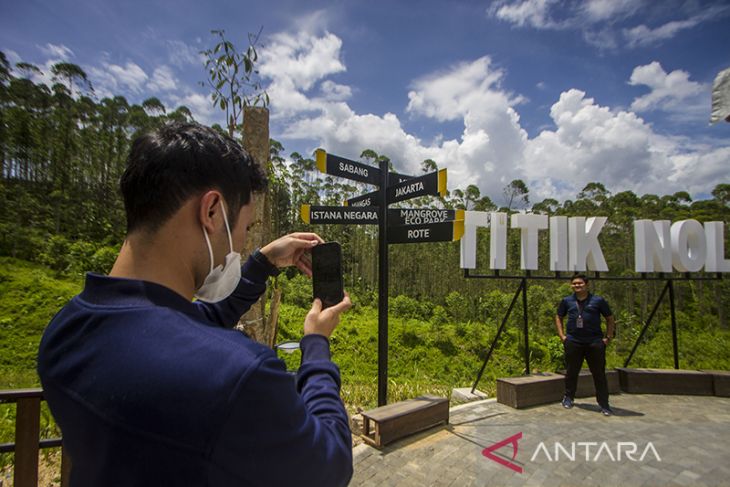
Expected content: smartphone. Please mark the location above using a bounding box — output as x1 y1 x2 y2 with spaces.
312 241 345 309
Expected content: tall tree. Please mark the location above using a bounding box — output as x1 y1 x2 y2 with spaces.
503 179 529 210
200 29 268 136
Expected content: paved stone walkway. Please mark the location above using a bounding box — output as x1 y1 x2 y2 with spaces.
350 394 730 487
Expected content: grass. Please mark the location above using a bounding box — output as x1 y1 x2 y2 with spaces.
1 256 729 469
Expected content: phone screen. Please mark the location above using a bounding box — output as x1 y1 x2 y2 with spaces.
312 242 344 309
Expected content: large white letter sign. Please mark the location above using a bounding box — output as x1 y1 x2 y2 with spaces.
550 216 569 271
512 214 548 270
460 211 490 269
490 212 508 270
634 220 672 272
568 217 609 272
705 222 730 272
671 220 706 272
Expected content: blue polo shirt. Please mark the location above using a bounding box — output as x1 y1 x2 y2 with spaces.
557 293 612 344
38 255 353 487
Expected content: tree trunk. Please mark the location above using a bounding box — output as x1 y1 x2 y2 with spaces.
237 107 278 347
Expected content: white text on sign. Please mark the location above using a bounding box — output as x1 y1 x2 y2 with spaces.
395 181 425 198
407 228 431 239
339 162 368 178
400 209 451 225
460 212 730 273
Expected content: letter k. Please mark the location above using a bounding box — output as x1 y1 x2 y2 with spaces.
482 432 523 474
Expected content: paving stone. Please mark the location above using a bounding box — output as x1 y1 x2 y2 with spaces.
349 394 730 487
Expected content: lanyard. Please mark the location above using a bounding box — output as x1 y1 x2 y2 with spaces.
575 296 588 328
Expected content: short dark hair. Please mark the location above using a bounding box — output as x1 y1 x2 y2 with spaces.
120 122 267 234
571 273 589 283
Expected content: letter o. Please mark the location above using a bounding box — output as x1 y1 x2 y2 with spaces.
670 220 707 272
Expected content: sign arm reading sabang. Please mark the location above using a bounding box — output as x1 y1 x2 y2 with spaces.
315 149 382 186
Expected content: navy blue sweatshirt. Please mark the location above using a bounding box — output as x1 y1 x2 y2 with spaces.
37 255 353 486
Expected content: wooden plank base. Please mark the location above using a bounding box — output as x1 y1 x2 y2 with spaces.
617 368 714 395
701 370 730 397
497 372 564 409
360 395 449 447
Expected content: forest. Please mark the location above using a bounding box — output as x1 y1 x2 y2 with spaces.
1 48 729 424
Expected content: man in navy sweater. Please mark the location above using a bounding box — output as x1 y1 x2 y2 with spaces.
555 273 616 416
38 122 353 486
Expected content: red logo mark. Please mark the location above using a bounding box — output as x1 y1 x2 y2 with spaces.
482 432 523 474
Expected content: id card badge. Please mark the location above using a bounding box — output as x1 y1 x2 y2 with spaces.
577 316 584 328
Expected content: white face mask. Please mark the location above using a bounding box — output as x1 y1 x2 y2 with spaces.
194 201 242 303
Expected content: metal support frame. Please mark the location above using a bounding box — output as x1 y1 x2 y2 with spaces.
471 279 528 394
465 270 722 392
623 280 680 369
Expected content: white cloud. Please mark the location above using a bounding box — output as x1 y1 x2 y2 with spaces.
168 92 220 126
525 89 673 199
88 61 148 97
166 40 203 68
488 0 563 29
406 57 512 121
37 43 74 61
261 31 345 93
624 6 729 48
629 61 706 120
4 49 22 68
261 28 727 204
320 80 351 101
148 65 178 93
580 0 641 22
489 1 728 50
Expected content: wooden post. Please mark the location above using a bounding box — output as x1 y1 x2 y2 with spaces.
239 106 277 347
14 396 40 487
61 443 72 486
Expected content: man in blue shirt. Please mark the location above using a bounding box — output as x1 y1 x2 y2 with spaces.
38 122 353 486
555 273 616 416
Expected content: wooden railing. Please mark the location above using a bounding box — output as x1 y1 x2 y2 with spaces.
0 388 70 487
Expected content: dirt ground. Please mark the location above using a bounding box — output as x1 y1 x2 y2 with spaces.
0 449 62 487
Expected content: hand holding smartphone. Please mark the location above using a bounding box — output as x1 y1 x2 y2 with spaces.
311 241 345 309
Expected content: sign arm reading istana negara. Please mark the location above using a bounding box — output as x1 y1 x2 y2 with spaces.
300 204 379 225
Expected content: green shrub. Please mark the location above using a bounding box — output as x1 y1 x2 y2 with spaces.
280 273 313 308
68 240 98 276
445 290 469 321
430 305 448 325
391 294 428 320
39 234 72 274
90 245 119 274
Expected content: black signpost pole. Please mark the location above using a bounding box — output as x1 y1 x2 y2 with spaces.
377 158 389 406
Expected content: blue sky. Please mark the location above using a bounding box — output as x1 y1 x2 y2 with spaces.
1 0 729 204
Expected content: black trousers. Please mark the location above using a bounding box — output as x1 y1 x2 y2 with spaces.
563 339 609 407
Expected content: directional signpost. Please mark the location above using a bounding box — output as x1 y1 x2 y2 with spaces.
303 150 463 405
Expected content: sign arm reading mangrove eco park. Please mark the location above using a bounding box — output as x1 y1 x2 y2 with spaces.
301 149 463 406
